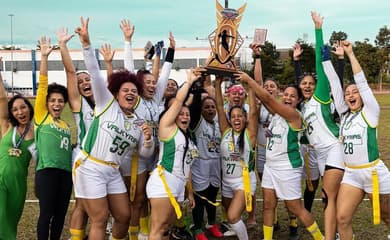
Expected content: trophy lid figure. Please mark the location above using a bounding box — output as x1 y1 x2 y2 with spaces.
205 0 246 77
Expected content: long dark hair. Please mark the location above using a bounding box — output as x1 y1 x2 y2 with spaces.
228 105 247 154
8 95 34 126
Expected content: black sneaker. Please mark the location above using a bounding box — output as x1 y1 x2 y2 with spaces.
289 226 299 240
170 226 193 240
273 221 280 232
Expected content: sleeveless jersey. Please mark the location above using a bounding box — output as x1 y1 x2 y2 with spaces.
81 99 141 165
35 114 72 172
265 114 303 170
301 98 339 149
158 127 198 180
221 128 255 178
340 111 379 166
191 116 221 161
0 127 34 177
72 96 94 146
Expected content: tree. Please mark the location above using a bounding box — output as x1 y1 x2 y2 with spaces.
352 40 381 83
329 31 348 46
375 26 390 83
375 25 390 49
260 41 281 79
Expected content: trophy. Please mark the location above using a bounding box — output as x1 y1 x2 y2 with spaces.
205 0 247 77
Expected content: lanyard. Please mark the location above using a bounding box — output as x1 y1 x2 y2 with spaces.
12 123 31 149
340 111 359 137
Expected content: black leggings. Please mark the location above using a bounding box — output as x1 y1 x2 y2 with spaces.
192 184 220 230
35 168 73 240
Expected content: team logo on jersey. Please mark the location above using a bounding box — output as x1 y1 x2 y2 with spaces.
124 121 131 131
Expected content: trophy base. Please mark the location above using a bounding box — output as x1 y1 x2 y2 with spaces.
205 66 237 78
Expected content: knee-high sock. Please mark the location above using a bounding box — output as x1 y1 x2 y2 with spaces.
306 221 323 240
230 220 248 240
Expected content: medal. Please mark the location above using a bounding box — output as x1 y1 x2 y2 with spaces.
339 135 345 143
8 148 22 157
208 141 216 152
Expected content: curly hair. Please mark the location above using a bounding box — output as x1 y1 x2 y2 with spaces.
8 95 34 126
108 69 142 96
47 83 68 103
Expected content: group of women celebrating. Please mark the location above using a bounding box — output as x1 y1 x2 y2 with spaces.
0 10 390 240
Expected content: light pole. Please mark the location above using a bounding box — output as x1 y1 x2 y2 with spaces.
9 14 14 95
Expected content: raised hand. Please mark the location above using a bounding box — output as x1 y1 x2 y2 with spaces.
293 42 303 60
75 17 90 48
141 123 152 142
332 40 344 59
120 19 135 42
342 40 353 56
311 11 323 29
99 43 115 63
249 43 261 55
169 32 176 49
39 36 53 57
57 27 74 46
234 71 252 84
187 68 202 85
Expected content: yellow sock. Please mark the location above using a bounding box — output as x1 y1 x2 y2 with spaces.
273 208 278 224
263 225 273 240
69 228 85 240
290 217 298 228
140 216 150 234
222 207 228 222
306 221 324 240
128 226 139 240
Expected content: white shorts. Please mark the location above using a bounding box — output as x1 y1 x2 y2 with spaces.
120 154 148 176
257 145 266 174
261 164 302 200
73 157 127 199
316 143 344 176
191 158 221 192
146 168 186 202
72 146 81 166
221 171 257 198
300 144 320 181
341 160 390 194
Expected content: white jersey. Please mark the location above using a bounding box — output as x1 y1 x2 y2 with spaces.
340 111 380 166
72 96 94 146
191 116 221 161
301 97 339 149
81 100 141 165
157 127 198 180
257 104 272 147
221 128 255 178
265 114 303 170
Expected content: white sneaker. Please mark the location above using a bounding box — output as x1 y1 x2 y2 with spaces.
219 221 236 237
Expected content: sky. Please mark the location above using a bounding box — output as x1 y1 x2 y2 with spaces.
0 0 389 50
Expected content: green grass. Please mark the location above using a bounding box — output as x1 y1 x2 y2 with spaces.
15 94 390 239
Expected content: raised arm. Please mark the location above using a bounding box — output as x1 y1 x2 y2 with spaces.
35 36 53 124
321 46 349 115
203 74 215 98
343 41 380 126
57 27 80 112
152 41 164 81
121 19 135 73
75 17 112 114
312 11 331 103
155 32 175 103
159 69 201 139
236 71 302 129
99 43 115 79
249 43 263 85
215 76 230 133
246 87 259 147
293 42 304 84
332 40 345 87
0 57 10 133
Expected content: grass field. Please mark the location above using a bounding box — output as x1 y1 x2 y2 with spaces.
15 94 390 239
